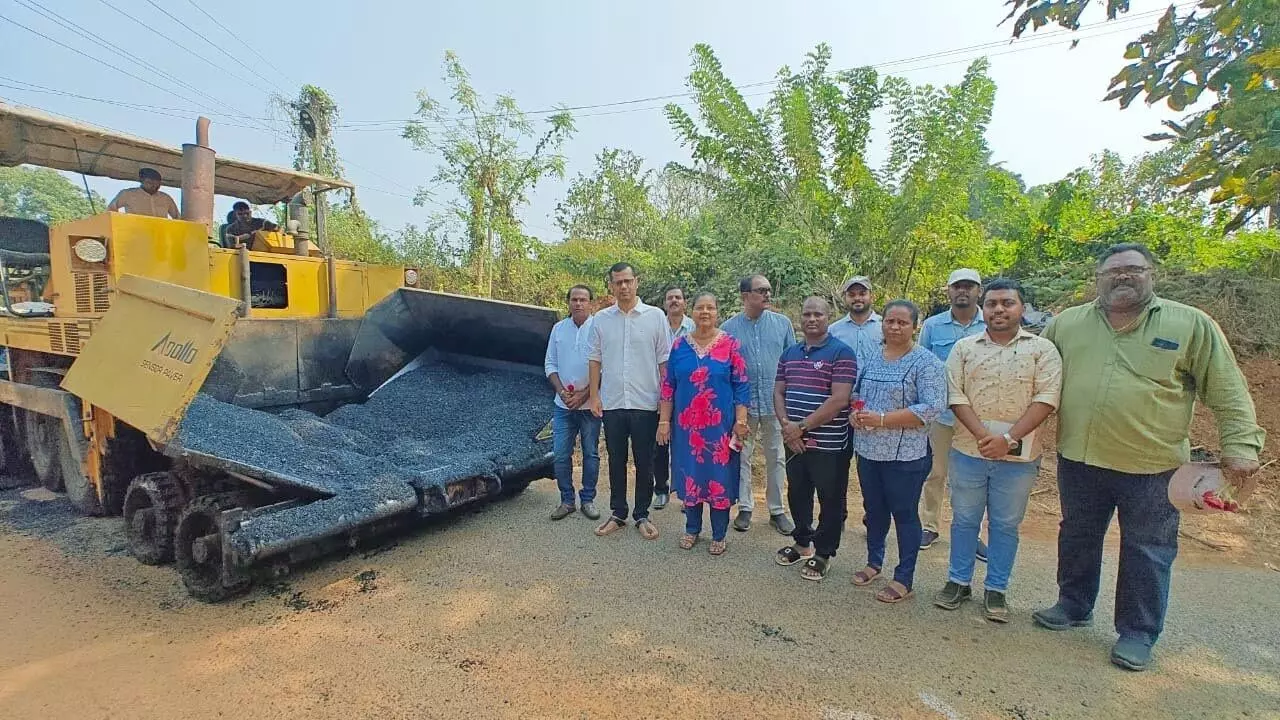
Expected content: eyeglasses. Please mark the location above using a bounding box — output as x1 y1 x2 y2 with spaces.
749 287 773 296
1096 265 1152 279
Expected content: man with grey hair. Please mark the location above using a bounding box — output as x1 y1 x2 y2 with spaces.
721 273 796 534
1035 242 1264 671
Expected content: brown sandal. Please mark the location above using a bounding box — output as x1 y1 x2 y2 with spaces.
709 540 727 556
876 581 914 604
679 534 698 550
636 519 659 541
595 517 626 536
852 566 882 586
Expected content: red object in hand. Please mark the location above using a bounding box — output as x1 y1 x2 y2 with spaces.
852 399 866 411
566 384 575 392
804 437 818 448
1201 489 1240 513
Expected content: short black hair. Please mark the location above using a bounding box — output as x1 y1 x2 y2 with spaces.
981 277 1025 304
233 201 250 211
607 262 636 279
689 290 717 307
1097 242 1156 267
139 167 161 181
566 284 593 302
663 285 685 298
882 299 920 325
738 274 766 293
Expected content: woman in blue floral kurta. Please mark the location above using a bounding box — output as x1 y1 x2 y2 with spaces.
659 292 751 556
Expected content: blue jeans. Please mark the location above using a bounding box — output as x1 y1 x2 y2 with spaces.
858 452 931 588
684 504 731 541
947 450 1040 592
1055 455 1179 646
552 405 601 506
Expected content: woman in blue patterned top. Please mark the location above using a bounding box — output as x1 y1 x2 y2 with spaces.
849 299 947 604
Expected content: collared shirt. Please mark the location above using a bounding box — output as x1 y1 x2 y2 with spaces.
721 309 796 417
776 336 857 452
946 329 1063 462
853 345 947 462
107 187 180 218
919 308 986 426
587 300 670 411
221 217 280 247
544 315 594 410
1043 296 1265 474
829 311 883 368
666 315 695 346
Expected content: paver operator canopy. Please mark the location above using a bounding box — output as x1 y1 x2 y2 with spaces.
0 103 354 204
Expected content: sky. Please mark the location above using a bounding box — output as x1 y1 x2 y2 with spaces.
0 0 1190 240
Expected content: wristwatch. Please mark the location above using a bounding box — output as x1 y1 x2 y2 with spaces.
798 421 809 433
1002 432 1016 446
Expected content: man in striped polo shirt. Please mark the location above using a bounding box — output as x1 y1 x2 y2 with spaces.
772 296 857 581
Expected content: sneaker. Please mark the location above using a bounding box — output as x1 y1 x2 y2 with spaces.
580 502 600 520
976 539 989 563
932 581 972 610
732 510 752 532
983 590 1009 623
1031 602 1094 631
652 493 669 510
769 513 795 535
920 529 940 550
550 504 575 521
1110 636 1153 671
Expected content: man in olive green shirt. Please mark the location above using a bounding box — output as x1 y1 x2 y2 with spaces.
1033 242 1264 672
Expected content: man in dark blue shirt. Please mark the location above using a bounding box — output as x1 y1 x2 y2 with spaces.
772 296 856 581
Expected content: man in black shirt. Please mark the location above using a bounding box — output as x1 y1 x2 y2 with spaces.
221 201 279 247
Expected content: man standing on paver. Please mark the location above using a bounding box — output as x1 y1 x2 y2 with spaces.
918 269 988 557
545 285 602 522
653 286 696 510
721 274 796 534
588 263 670 541
829 275 882 367
1034 242 1265 671
933 278 1061 622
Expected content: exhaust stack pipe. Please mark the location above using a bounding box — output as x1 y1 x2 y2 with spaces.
181 116 215 236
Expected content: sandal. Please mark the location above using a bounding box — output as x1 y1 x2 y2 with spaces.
679 534 698 550
876 581 914 604
852 566 882 586
775 545 814 566
709 540 727 556
799 556 829 581
636 519 659 541
594 517 627 537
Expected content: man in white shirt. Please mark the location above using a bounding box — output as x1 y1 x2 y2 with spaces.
587 262 670 540
107 167 180 219
653 285 695 509
545 284 601 521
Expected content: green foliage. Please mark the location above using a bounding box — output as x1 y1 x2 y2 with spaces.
403 51 575 298
272 84 343 178
0 166 105 224
1003 0 1280 229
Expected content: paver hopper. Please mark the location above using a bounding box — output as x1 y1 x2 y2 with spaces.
63 275 558 600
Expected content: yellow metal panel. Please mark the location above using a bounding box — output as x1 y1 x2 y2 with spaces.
365 265 406 308
107 213 210 289
61 275 242 445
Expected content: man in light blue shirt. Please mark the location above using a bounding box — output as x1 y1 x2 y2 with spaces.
653 286 696 509
544 284 601 521
720 274 796 534
829 275 883 368
917 268 987 552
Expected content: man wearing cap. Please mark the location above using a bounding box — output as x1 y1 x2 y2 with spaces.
918 268 988 554
829 275 882 368
107 168 180 219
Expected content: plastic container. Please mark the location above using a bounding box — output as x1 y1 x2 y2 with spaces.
1168 462 1233 514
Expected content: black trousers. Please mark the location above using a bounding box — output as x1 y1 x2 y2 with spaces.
602 409 659 522
786 448 852 558
653 442 671 494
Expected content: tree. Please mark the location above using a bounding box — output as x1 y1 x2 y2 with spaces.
554 148 663 248
403 51 574 297
1002 0 1280 229
0 166 105 224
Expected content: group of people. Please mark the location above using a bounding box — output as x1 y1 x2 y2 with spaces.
106 167 277 247
543 244 1264 672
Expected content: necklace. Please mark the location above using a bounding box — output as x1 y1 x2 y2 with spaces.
1109 312 1144 334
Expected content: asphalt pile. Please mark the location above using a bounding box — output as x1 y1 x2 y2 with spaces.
175 359 553 557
